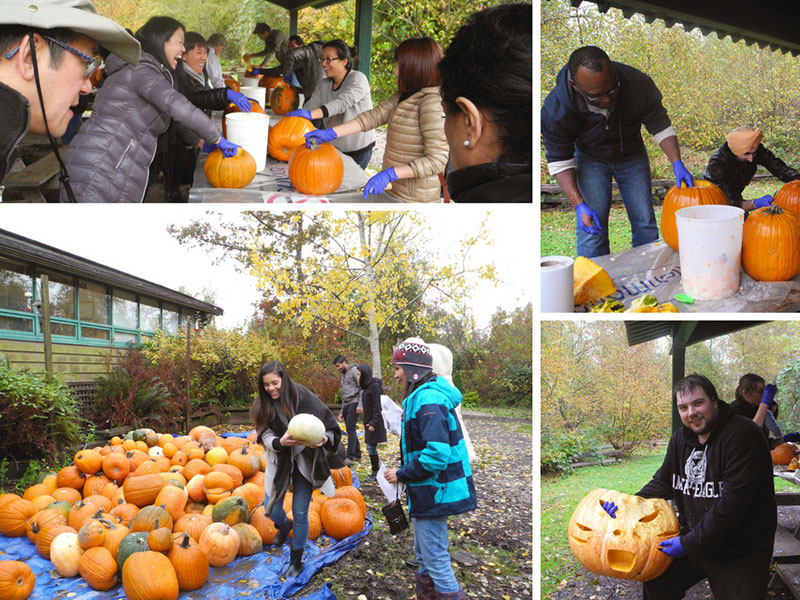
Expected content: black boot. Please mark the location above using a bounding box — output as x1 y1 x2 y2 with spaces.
286 547 303 578
273 518 293 546
365 454 380 483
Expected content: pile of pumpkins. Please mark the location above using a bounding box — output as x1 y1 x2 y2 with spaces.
0 425 366 600
662 179 800 282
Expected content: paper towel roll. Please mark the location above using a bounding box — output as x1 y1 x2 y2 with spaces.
540 255 574 313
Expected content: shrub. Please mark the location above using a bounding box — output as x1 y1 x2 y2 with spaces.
540 429 591 474
0 365 80 461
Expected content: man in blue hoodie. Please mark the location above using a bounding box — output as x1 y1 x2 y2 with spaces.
541 45 694 258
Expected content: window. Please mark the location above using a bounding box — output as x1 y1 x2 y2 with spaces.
40 272 75 320
140 297 160 332
163 304 180 334
79 281 109 325
112 290 138 329
0 257 31 312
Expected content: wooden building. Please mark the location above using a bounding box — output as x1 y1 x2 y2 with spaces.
0 228 223 381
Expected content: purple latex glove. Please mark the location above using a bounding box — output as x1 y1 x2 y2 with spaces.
249 67 262 75
202 136 239 158
658 536 686 558
283 75 293 84
784 432 800 443
762 383 778 405
753 194 774 209
226 89 252 112
305 128 338 147
575 202 603 235
601 500 617 519
287 109 312 121
363 167 398 199
672 160 694 189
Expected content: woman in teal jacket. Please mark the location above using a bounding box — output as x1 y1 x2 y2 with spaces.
386 338 475 600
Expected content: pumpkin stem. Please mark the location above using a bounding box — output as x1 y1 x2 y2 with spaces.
92 508 104 518
308 138 319 151
181 532 191 548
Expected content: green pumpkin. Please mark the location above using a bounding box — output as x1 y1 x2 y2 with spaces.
116 531 150 571
212 496 250 526
132 429 148 442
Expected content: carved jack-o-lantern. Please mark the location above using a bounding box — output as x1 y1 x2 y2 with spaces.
568 488 680 582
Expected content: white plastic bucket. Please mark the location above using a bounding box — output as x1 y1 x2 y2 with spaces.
242 76 260 88
238 86 266 110
225 112 269 171
675 205 745 301
235 69 248 82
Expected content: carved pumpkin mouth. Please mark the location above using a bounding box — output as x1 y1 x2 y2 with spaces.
607 549 636 573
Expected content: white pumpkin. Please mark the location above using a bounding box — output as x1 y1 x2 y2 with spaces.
50 531 84 577
286 413 326 446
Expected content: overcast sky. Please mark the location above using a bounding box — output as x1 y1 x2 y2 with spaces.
1 205 532 330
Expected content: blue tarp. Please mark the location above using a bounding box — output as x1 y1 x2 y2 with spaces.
1 494 370 600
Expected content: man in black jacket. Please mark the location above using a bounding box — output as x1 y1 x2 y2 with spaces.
704 124 800 210
616 374 777 599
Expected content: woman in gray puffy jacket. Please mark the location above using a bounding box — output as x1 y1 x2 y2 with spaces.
60 16 239 203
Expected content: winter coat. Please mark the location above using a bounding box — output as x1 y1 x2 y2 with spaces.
355 87 449 202
541 61 672 165
637 400 776 559
704 142 800 207
258 383 341 513
361 378 387 445
340 365 361 406
254 29 288 67
281 42 325 100
60 52 220 203
397 375 477 518
0 81 29 189
447 161 533 203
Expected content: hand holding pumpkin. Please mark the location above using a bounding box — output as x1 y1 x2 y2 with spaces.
279 431 328 448
672 160 694 189
601 500 618 518
658 536 686 558
753 194 775 209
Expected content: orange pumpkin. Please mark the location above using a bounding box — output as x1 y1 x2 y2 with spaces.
173 513 212 543
51 486 82 505
330 467 353 488
123 473 164 507
288 139 344 196
249 502 278 545
270 84 300 115
122 550 180 600
168 532 209 591
227 445 260 478
102 452 131 482
129 505 173 533
74 448 104 475
268 116 315 162
36 523 77 559
224 76 240 93
83 473 112 498
148 526 175 552
660 180 728 251
742 204 800 282
333 485 367 519
775 179 800 217
320 498 364 540
204 147 258 189
259 75 284 91
22 483 50 502
772 442 799 465
199 522 240 567
0 561 35 600
56 465 86 490
0 498 36 537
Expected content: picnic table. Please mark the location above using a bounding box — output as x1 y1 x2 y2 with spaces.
189 107 375 203
581 240 800 313
772 467 800 597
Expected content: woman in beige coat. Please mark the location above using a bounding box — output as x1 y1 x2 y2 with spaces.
305 37 449 203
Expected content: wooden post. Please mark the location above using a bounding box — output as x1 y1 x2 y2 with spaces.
185 319 191 434
40 274 53 372
354 0 373 80
289 9 298 36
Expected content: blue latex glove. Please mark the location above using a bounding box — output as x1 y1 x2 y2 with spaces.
249 67 262 76
601 500 617 519
658 536 686 558
202 136 240 158
784 432 800 443
226 89 252 112
363 167 398 199
575 202 603 235
762 383 778 405
305 128 338 147
283 75 293 84
287 109 312 121
672 160 694 189
754 194 774 209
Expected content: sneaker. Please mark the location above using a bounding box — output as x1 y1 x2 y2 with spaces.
365 473 377 483
405 557 420 568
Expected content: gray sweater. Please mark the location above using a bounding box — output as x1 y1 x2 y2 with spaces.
305 69 376 153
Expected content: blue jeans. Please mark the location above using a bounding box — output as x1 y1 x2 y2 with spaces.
366 443 378 456
342 402 362 460
344 146 373 170
574 149 658 258
413 516 460 594
265 466 313 551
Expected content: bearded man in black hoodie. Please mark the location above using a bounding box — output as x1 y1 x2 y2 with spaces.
604 374 777 599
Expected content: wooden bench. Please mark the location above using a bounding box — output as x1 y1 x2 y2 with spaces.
3 152 61 202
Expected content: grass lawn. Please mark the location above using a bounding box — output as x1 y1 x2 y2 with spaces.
540 180 778 257
540 447 798 598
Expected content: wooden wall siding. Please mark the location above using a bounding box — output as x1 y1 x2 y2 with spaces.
0 339 124 381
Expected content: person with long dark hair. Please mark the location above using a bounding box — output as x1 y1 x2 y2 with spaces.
60 16 238 202
287 40 375 169
305 37 448 202
357 363 386 483
385 338 475 599
438 3 533 202
250 361 341 577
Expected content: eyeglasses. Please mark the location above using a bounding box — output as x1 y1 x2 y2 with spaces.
569 73 620 106
319 57 344 64
5 34 103 80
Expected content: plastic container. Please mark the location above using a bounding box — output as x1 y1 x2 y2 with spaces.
225 112 269 171
238 86 266 110
242 75 260 88
675 205 745 300
540 256 574 312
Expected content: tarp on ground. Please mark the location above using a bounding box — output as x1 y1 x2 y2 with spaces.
1 493 370 600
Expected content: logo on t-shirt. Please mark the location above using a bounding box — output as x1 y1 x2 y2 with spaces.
672 446 723 499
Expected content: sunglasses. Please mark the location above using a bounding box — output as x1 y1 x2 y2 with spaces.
569 74 620 105
5 34 103 80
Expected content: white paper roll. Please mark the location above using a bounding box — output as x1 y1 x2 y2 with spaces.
540 255 574 313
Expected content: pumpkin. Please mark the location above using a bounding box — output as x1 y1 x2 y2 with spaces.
661 179 728 251
69 502 102 531
212 463 244 488
286 509 322 540
79 546 118 590
26 507 66 543
221 100 266 137
573 256 616 306
110 501 139 527
286 413 327 446
183 458 211 481
154 484 189 523
36 523 76 559
259 75 284 91
78 515 109 549
227 445 261 478
204 471 235 504
204 147 258 189
0 498 36 537
102 452 131 481
167 532 209 591
204 447 228 467
246 470 265 489
50 531 84 577
288 139 344 196
333 486 367 519
22 483 50 502
83 494 112 512
224 76 240 92
772 442 799 466
199 522 240 567
148 526 175 552
0 561 35 600
133 459 162 477
31 494 56 513
212 495 250 526
568 488 679 582
232 522 263 556
742 204 800 282
270 84 300 115
268 116 315 162
116 531 151 571
123 473 164 507
330 467 353 489
39 471 59 493
122 550 180 600
232 482 264 511
775 179 800 217
186 474 207 503
74 448 104 474
321 498 364 540
173 513 212 543
56 465 86 490
83 473 112 498
45 500 72 520
183 501 206 515
249 503 278 545
101 520 130 560
51 486 82 505
129 505 173 533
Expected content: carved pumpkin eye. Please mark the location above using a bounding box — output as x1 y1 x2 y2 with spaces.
569 522 593 545
639 510 659 523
